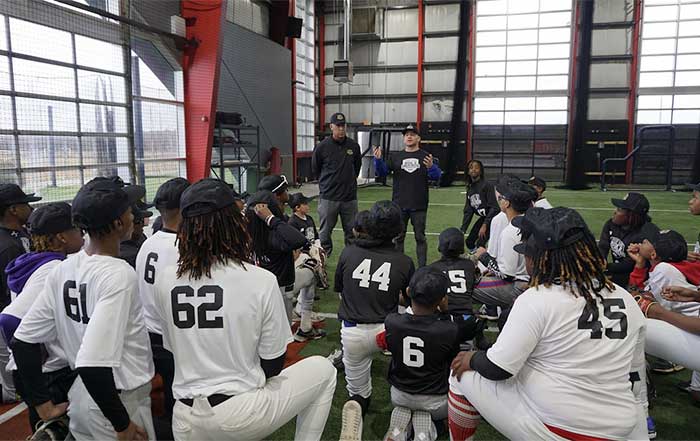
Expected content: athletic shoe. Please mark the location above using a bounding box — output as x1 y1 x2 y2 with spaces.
412 410 437 441
382 349 392 356
384 406 412 441
650 359 684 374
476 304 501 321
291 310 326 324
340 400 363 441
327 348 344 370
647 416 657 440
677 380 692 393
294 327 326 342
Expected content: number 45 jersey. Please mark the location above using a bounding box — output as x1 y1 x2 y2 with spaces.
153 261 293 400
14 250 154 391
484 283 646 437
336 243 415 324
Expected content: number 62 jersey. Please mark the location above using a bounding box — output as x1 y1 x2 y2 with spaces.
335 242 415 324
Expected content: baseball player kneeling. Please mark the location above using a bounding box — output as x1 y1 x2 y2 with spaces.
335 201 415 441
152 179 337 441
448 207 648 441
12 177 156 441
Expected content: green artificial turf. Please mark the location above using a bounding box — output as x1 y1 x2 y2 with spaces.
269 184 698 440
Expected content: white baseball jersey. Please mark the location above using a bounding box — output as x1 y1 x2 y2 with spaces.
14 250 154 391
153 261 293 400
495 220 528 281
534 198 553 209
645 263 700 317
486 283 646 439
135 230 179 335
3 260 67 373
486 211 507 257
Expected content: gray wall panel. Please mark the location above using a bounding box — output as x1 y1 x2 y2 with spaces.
592 28 631 56
424 36 458 62
218 23 292 158
385 8 419 38
425 4 459 33
590 62 630 88
593 0 633 24
424 68 456 92
588 97 628 120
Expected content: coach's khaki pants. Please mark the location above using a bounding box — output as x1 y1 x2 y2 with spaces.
68 377 155 441
172 356 337 441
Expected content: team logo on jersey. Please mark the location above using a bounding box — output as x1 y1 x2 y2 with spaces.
306 229 316 241
20 237 31 253
401 158 420 173
469 194 482 210
346 149 353 155
610 236 626 259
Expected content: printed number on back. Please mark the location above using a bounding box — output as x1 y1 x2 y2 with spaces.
144 252 158 284
447 270 467 294
402 336 424 368
63 281 89 324
171 285 224 329
352 259 392 292
578 298 628 339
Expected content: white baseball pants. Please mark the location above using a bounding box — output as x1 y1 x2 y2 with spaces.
645 318 700 372
171 356 336 441
68 377 155 441
341 322 384 398
448 373 648 441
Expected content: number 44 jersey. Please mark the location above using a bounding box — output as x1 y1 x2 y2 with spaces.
14 250 154 391
336 243 415 324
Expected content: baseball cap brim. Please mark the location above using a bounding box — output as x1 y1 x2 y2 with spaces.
10 193 42 204
402 128 419 135
124 185 146 206
610 198 631 210
513 241 537 257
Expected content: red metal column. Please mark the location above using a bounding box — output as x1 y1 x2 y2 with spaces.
182 0 225 182
318 13 326 133
288 0 298 182
626 0 643 184
417 1 424 126
465 1 476 162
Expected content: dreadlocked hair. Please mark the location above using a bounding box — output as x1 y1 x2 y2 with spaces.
177 204 253 280
528 228 614 305
32 234 59 252
627 211 651 229
466 159 485 189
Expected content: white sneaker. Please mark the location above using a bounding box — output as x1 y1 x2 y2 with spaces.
340 400 363 441
292 310 326 324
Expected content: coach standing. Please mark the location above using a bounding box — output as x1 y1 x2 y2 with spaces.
312 112 362 256
373 124 441 267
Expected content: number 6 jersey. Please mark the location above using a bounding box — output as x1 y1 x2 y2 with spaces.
335 242 415 324
14 250 154 391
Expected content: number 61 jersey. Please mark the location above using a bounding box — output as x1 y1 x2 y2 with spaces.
14 250 154 391
335 242 415 324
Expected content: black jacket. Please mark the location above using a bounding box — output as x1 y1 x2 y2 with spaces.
258 217 308 287
312 136 362 202
462 180 499 228
599 219 660 287
0 227 30 309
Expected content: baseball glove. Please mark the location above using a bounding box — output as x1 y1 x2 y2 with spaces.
634 292 658 318
29 416 71 441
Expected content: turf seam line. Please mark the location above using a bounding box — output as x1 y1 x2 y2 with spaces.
0 403 27 425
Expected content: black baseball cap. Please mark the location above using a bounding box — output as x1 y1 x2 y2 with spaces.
28 202 74 235
153 177 191 210
513 235 538 257
132 201 154 222
0 184 42 207
180 178 238 218
650 230 687 263
438 227 464 256
611 192 650 215
330 112 346 125
496 179 537 211
72 178 145 230
408 266 450 307
402 124 419 136
289 192 316 210
512 207 589 251
527 176 546 190
258 175 289 194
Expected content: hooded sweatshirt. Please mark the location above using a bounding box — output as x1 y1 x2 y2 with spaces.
463 179 499 229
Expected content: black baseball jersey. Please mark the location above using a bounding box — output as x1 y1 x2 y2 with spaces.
288 214 319 243
462 179 499 228
429 257 476 315
385 150 432 211
598 219 660 287
336 242 415 323
385 312 460 395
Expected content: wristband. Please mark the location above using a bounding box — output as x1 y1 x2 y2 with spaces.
265 215 275 226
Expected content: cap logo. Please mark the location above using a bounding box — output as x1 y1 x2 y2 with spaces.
346 149 353 155
336 114 344 121
660 229 670 234
624 193 630 200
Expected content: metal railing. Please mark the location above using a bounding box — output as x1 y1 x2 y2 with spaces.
600 125 675 191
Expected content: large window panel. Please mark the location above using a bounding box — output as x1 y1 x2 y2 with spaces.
78 70 127 103
0 96 13 130
17 136 80 168
0 57 10 91
75 35 124 73
9 18 73 63
12 59 76 98
15 98 77 132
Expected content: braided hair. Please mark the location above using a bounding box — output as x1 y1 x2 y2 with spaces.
32 234 59 252
527 227 614 305
466 159 485 189
177 204 252 280
245 191 284 261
